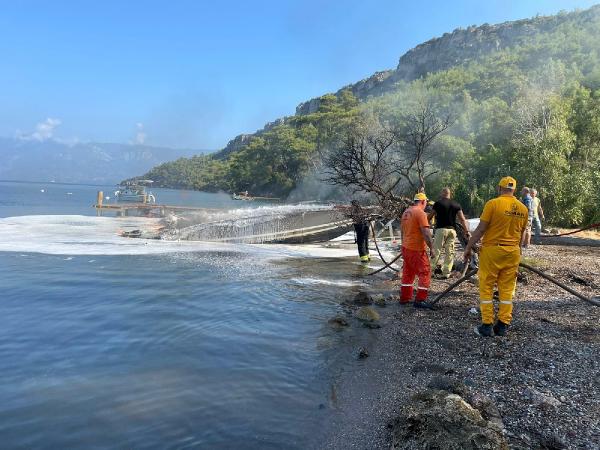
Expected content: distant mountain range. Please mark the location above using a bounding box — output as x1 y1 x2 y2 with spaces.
0 138 208 184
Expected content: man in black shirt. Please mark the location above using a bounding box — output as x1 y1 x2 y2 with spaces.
428 188 470 278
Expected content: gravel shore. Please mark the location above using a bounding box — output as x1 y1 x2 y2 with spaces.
321 243 600 449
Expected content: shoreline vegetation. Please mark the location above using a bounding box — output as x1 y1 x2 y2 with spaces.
132 5 600 228
321 241 599 449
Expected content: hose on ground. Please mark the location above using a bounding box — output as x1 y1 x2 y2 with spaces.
540 221 600 238
519 262 600 307
429 263 600 308
429 268 478 307
368 222 400 274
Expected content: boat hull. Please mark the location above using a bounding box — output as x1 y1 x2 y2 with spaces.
161 208 352 244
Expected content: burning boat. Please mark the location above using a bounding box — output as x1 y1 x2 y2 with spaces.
159 205 353 244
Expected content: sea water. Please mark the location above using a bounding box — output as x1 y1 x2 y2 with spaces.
0 181 372 449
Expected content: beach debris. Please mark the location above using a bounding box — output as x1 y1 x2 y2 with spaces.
524 387 562 409
355 306 380 322
357 347 369 359
391 390 508 449
516 270 529 284
468 307 479 315
121 229 143 238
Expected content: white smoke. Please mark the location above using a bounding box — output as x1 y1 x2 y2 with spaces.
134 122 146 145
16 117 62 141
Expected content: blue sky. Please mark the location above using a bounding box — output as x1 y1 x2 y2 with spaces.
1 0 598 150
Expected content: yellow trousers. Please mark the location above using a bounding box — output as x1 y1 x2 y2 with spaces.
430 228 457 276
478 245 520 325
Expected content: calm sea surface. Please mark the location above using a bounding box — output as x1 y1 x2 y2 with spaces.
0 181 368 449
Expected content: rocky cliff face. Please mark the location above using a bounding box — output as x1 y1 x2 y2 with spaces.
214 117 291 159
295 70 394 115
295 5 600 115
220 5 600 158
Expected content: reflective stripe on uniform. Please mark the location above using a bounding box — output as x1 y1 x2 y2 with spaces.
480 300 493 304
499 300 513 304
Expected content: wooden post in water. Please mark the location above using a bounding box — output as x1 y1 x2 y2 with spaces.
96 191 103 216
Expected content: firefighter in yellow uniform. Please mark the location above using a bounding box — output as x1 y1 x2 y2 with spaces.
463 176 528 337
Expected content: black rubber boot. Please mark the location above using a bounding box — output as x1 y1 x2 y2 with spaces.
493 320 509 337
475 324 493 337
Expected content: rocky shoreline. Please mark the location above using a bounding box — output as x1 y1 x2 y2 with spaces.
321 244 599 449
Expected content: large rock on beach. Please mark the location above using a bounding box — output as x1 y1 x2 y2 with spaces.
372 293 387 307
353 291 373 305
328 316 349 329
391 390 508 450
355 306 380 322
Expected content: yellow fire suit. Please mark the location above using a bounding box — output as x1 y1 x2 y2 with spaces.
477 194 528 325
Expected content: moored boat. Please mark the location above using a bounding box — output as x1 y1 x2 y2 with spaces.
232 192 253 201
115 180 156 203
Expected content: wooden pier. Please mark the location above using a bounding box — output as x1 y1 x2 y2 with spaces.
94 191 215 216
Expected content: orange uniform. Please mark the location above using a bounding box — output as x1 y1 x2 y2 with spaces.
400 205 431 302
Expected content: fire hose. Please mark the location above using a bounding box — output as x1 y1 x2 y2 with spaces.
540 221 600 238
429 263 600 308
367 222 400 275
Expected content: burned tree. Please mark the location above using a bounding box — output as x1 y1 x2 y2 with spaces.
395 99 452 191
324 96 451 216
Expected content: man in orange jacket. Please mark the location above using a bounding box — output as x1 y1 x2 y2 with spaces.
400 192 434 307
463 176 528 337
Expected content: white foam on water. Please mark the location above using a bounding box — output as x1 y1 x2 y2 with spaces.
269 244 359 259
0 215 239 256
289 277 365 287
0 215 375 259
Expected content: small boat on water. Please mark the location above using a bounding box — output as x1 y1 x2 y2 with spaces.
115 180 156 203
232 192 253 201
231 191 280 201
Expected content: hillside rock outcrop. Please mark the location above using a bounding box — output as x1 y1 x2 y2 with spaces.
295 6 600 115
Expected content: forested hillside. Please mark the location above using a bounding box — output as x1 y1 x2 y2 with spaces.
134 5 600 225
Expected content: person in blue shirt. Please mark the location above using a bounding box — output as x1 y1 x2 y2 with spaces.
520 187 534 247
